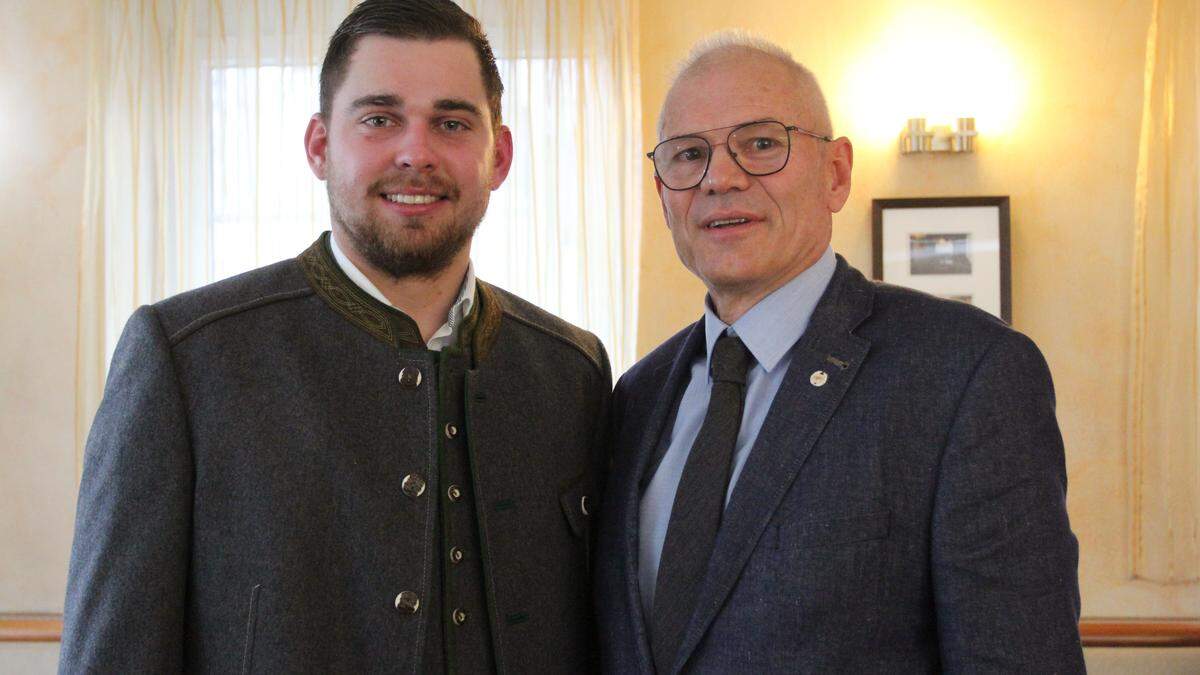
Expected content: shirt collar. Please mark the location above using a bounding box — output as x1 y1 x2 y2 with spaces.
329 232 476 347
703 246 836 375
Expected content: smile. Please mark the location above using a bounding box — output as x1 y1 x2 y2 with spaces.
384 193 444 205
706 217 750 229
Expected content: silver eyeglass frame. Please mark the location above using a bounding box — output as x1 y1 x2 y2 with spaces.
647 119 833 191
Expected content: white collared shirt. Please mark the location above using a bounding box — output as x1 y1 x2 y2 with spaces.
329 233 475 352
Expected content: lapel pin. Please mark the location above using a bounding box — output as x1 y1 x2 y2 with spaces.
825 355 850 370
810 370 829 387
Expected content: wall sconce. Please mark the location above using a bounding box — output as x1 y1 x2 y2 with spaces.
900 117 977 154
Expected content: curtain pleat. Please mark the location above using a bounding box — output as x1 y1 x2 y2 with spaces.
1127 0 1200 584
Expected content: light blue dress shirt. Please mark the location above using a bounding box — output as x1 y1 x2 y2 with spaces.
638 246 837 620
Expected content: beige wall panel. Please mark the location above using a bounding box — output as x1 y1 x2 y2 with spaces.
0 0 85 613
1085 647 1200 674
0 643 58 674
638 0 1198 616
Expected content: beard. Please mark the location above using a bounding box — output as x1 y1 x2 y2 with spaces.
328 172 490 280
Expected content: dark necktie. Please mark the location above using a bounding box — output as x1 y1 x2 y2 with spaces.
651 332 754 673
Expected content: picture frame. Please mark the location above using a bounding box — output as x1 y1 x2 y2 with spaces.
871 196 1011 323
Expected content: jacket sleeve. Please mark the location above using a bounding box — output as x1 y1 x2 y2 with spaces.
59 305 193 673
931 329 1085 673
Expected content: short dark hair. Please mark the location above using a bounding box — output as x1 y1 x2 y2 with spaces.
319 0 503 129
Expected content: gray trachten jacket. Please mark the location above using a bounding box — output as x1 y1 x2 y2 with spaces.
61 234 610 673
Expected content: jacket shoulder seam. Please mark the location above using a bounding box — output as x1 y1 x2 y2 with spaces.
500 310 605 377
167 286 314 345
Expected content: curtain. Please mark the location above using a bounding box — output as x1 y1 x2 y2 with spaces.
1127 0 1199 584
76 0 642 467
462 0 642 384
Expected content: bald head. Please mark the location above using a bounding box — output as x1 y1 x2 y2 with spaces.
659 32 832 140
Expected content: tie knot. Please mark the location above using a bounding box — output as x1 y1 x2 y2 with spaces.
710 333 753 384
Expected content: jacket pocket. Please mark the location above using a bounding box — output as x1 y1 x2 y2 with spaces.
766 510 890 613
241 584 262 675
559 474 593 539
784 509 890 548
559 473 594 572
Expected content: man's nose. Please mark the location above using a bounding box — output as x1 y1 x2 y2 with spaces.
392 126 438 171
702 142 750 193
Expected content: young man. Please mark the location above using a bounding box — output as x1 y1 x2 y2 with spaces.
60 2 608 672
596 34 1084 673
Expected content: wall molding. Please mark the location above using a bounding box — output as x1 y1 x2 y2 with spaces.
1080 620 1200 647
2 614 1199 647
0 614 63 642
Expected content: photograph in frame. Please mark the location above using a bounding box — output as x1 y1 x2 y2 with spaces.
871 196 1011 323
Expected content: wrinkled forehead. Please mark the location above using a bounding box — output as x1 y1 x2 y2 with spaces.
659 55 810 140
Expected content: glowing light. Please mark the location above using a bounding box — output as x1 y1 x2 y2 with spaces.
840 8 1025 145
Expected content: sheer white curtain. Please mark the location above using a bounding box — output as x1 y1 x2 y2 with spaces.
462 0 642 380
76 0 642 462
1126 0 1200 584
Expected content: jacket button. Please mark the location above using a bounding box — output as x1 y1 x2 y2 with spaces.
398 367 423 388
402 474 426 498
450 546 464 564
444 423 458 439
452 608 467 625
447 485 463 502
394 591 420 614
810 370 828 387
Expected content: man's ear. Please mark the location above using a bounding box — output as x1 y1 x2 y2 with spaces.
825 136 853 213
305 114 329 180
489 125 515 190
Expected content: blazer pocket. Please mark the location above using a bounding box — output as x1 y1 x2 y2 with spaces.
559 473 594 571
241 584 262 675
785 509 890 548
559 473 594 539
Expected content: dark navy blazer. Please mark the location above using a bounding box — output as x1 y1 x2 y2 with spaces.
596 256 1085 674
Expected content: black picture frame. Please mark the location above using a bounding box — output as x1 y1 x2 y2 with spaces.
871 196 1011 324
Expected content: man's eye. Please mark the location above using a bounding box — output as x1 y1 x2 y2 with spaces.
362 116 392 128
441 120 469 132
751 137 779 150
675 146 705 162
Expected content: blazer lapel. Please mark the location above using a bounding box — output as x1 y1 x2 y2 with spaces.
619 321 707 673
670 258 877 673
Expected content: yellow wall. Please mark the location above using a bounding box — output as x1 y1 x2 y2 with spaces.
0 0 86 668
637 0 1156 615
0 0 85 609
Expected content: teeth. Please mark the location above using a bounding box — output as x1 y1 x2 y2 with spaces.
708 218 749 228
386 193 440 205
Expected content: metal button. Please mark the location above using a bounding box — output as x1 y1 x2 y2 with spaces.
394 591 420 614
580 495 591 516
810 370 829 387
447 485 463 502
398 367 423 388
444 423 458 439
450 546 464 564
402 474 426 498
452 608 467 626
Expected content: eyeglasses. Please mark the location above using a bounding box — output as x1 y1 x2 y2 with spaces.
647 119 832 191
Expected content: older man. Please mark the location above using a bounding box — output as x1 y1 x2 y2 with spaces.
596 34 1084 673
60 1 607 672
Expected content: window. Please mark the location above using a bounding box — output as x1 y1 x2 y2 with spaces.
210 65 329 282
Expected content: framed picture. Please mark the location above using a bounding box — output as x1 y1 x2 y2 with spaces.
871 196 1011 323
